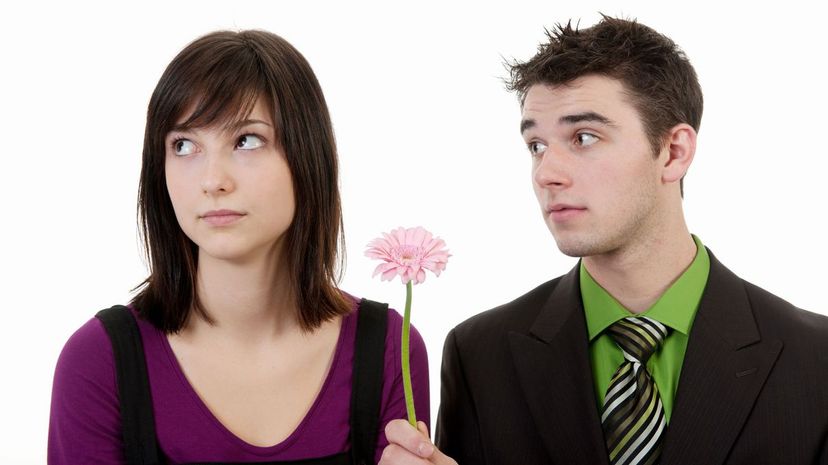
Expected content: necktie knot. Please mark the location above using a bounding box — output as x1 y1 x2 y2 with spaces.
602 316 670 464
606 316 669 364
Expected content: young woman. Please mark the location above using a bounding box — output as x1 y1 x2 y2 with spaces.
48 30 429 464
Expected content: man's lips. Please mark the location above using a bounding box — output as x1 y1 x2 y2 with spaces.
546 204 586 221
200 209 246 226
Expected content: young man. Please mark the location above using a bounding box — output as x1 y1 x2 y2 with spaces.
380 16 828 465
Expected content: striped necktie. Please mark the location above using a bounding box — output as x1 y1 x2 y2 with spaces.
601 316 670 465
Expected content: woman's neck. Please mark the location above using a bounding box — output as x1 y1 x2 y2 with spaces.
187 248 299 341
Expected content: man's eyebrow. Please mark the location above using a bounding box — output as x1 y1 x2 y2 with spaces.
520 118 536 135
520 112 616 135
560 112 615 126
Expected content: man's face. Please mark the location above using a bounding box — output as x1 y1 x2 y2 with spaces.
521 75 664 258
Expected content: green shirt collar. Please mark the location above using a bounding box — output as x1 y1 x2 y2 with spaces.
580 235 710 340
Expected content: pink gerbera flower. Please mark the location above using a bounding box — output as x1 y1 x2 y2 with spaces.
365 226 451 285
365 226 450 427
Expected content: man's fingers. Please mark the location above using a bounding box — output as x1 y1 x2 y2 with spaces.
385 419 434 457
383 419 459 465
428 447 460 465
378 443 433 465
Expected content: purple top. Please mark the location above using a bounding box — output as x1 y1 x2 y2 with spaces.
48 297 429 464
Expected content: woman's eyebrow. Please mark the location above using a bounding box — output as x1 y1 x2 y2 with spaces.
168 119 273 134
226 118 273 131
168 125 194 134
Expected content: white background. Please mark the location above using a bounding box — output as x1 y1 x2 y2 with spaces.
1 1 826 462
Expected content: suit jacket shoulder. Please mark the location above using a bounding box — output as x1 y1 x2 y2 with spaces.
436 276 569 464
436 266 610 465
742 279 828 346
452 277 563 345
662 253 828 464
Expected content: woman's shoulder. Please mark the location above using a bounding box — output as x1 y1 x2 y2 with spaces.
55 315 115 378
49 313 124 463
55 306 153 374
382 305 423 350
343 294 431 462
344 295 423 347
343 294 428 383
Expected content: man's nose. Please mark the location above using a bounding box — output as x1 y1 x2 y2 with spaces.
532 144 572 189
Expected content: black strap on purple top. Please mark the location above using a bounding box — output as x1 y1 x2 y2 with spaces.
348 299 388 465
95 298 388 465
96 304 160 465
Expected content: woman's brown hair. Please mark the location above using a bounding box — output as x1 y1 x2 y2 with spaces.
131 30 349 333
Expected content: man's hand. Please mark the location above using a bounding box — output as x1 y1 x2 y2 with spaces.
379 419 459 465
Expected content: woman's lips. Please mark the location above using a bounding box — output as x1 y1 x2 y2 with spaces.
201 210 246 226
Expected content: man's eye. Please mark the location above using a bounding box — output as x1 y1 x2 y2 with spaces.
528 141 547 156
236 134 264 150
173 139 196 156
576 133 598 147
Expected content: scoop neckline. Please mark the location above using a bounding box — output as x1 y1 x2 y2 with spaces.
155 309 355 455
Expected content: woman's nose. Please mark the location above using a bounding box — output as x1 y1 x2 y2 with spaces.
200 151 235 195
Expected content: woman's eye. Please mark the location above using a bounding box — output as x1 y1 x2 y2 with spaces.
236 134 264 150
528 141 547 156
576 133 599 147
173 139 196 156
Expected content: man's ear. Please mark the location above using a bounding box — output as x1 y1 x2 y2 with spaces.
661 123 697 184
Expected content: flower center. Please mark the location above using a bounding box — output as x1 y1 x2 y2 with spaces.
394 245 422 265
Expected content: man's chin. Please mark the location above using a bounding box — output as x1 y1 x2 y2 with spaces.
551 235 603 258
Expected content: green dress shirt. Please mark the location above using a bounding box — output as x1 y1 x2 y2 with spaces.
580 235 710 423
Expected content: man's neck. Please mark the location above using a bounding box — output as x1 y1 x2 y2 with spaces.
582 231 697 314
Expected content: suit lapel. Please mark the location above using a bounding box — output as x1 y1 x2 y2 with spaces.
508 264 610 465
660 250 783 465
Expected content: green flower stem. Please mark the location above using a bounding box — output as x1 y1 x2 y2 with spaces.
402 280 417 427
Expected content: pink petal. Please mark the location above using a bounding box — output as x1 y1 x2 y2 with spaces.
412 227 427 246
375 262 397 275
391 227 406 244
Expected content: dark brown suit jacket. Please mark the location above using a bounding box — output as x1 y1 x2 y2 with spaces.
435 250 828 464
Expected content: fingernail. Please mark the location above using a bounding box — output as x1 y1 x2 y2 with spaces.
418 442 434 456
